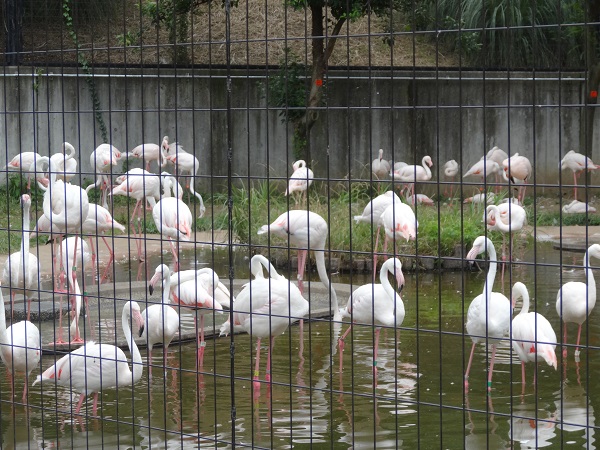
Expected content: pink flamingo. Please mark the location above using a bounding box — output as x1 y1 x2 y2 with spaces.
110 168 160 261
34 301 144 417
285 160 314 205
464 236 511 393
86 144 120 209
502 153 532 204
219 255 308 390
443 159 459 197
1 194 40 321
463 159 500 189
372 149 391 180
50 142 78 182
164 153 206 217
126 136 169 172
511 281 557 393
556 244 600 361
4 151 42 190
390 155 432 202
151 196 193 271
380 202 418 261
560 150 599 201
338 258 405 380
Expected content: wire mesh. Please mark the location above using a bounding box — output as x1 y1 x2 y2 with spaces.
0 0 598 447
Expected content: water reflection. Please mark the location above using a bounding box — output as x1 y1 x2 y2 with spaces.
508 401 556 448
554 378 596 447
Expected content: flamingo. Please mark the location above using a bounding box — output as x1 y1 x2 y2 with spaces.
354 191 403 277
126 136 169 172
463 159 500 186
219 255 308 389
338 258 405 379
463 192 495 205
556 244 600 361
160 172 184 200
380 202 418 264
560 150 599 201
484 146 509 189
502 153 532 204
562 200 597 214
285 160 314 205
50 142 78 182
4 151 43 190
152 196 193 271
406 193 435 206
389 155 433 202
151 267 225 369
1 194 40 321
163 154 206 217
162 137 187 160
110 168 161 261
510 281 557 393
443 159 459 198
143 265 180 379
59 236 92 345
0 280 40 403
33 301 144 416
37 149 89 294
486 203 527 284
464 236 512 392
86 144 121 209
371 149 391 180
81 204 126 284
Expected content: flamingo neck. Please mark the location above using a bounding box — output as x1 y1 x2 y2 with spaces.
19 200 31 278
314 251 339 320
584 250 597 300
0 289 9 348
483 242 499 302
380 261 401 312
122 306 143 384
421 158 432 179
517 285 530 314
162 271 172 306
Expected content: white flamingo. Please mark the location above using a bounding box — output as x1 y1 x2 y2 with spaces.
4 151 43 190
562 200 597 214
126 137 169 172
443 159 459 197
143 265 180 379
0 279 40 403
560 150 599 201
50 142 78 182
338 258 405 379
502 153 532 204
34 301 144 416
463 159 500 185
464 236 511 392
152 196 193 270
285 160 314 205
556 244 600 361
380 202 418 264
219 255 308 390
1 194 40 321
389 155 433 203
511 281 557 393
86 144 121 209
372 149 391 180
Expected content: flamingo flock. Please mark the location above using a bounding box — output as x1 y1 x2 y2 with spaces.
0 140 597 423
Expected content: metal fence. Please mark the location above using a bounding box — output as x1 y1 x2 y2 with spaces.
0 0 599 448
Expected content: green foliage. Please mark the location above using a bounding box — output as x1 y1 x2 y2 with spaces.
427 0 586 68
116 31 141 47
63 0 108 142
536 211 600 226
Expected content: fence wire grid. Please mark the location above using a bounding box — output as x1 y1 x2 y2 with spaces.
0 0 599 448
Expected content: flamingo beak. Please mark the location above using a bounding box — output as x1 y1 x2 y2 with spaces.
134 310 145 335
395 269 405 292
466 245 481 261
148 272 161 295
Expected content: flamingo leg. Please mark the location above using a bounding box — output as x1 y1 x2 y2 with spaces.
92 392 99 416
100 236 115 284
169 239 179 272
253 338 262 390
196 315 206 370
74 393 86 415
50 294 66 345
338 324 353 373
21 377 29 404
373 225 382 281
562 323 568 360
521 361 526 395
26 297 32 322
148 348 153 381
464 342 476 392
575 324 583 361
487 344 498 392
373 328 381 381
10 291 15 321
297 249 308 295
573 172 578 201
266 335 274 384
88 237 98 285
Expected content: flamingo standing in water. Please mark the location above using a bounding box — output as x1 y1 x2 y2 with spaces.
34 301 144 416
2 194 40 321
510 282 557 393
354 191 403 278
464 236 511 392
0 280 40 403
110 168 161 261
372 149 391 181
285 160 314 205
86 144 121 209
502 153 532 204
152 193 193 271
560 150 599 201
126 137 169 172
82 204 126 284
4 151 43 190
389 155 433 203
219 255 308 389
144 265 180 379
338 258 405 379
443 160 459 197
151 267 226 369
556 244 600 361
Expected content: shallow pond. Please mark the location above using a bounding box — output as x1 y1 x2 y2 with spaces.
1 241 599 448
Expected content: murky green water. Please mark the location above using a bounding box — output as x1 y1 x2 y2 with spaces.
1 242 599 448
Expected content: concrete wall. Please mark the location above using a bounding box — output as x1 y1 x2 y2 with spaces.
0 67 594 193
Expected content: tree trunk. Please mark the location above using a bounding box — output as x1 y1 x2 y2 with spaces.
5 0 24 65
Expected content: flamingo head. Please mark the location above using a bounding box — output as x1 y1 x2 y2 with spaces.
390 258 405 292
128 302 145 336
148 264 170 295
424 156 433 167
161 136 170 151
466 236 488 261
9 160 19 168
395 221 416 242
20 194 31 208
